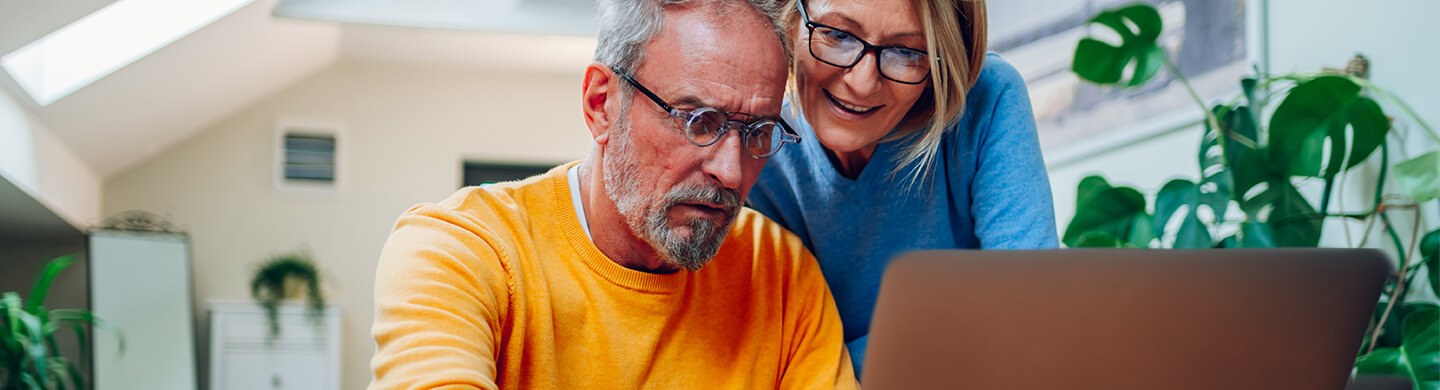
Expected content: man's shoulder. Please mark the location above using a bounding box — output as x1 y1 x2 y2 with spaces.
715 207 818 275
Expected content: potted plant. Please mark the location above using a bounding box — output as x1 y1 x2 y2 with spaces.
0 255 124 390
249 251 325 341
1064 3 1438 388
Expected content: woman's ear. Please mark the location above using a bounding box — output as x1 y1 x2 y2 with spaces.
582 63 617 145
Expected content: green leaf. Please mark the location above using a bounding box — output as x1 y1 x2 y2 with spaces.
26 256 74 315
1370 297 1407 351
1268 76 1389 178
1237 222 1276 248
1077 175 1111 208
1154 179 1197 238
1072 3 1166 87
1065 176 1152 247
1404 306 1439 389
1341 97 1389 170
1153 179 1213 248
1395 151 1440 203
1073 231 1123 248
50 309 125 357
1198 105 1235 221
1356 348 1410 377
1218 106 1268 201
1215 234 1238 248
1240 179 1321 247
1241 77 1260 109
1174 212 1212 249
1423 229 1438 298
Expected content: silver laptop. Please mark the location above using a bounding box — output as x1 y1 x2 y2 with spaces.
862 249 1391 390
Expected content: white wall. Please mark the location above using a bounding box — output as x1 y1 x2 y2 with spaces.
1046 0 1439 248
0 88 102 229
102 61 592 389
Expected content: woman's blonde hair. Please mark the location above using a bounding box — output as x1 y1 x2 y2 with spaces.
783 0 987 186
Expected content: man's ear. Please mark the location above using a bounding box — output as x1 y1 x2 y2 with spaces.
582 62 618 146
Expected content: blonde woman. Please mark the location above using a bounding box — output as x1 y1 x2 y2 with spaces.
747 0 1058 374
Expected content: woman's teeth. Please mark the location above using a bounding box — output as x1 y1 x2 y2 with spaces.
837 99 875 113
827 92 876 114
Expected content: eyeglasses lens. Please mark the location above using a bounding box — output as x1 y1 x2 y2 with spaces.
810 25 930 84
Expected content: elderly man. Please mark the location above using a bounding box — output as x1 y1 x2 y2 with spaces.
368 0 857 388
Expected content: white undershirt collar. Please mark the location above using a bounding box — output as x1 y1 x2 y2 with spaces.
567 164 594 240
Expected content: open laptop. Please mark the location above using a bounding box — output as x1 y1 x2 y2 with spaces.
861 249 1392 390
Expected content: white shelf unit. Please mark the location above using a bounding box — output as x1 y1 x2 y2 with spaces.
208 300 342 390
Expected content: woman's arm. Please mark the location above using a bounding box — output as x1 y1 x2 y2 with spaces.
961 55 1060 249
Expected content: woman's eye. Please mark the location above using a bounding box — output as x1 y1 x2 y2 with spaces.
821 28 854 42
891 48 924 63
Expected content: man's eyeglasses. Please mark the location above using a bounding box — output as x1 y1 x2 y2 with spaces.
610 66 801 159
797 0 933 85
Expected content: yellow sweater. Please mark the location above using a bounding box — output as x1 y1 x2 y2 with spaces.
370 162 857 390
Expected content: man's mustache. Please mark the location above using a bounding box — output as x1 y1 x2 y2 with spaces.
664 183 741 217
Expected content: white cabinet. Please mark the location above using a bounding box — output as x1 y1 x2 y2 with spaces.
209 301 341 390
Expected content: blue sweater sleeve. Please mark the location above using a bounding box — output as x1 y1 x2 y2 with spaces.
958 56 1060 249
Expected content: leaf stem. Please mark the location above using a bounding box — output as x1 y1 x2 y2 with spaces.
1319 177 1336 218
1366 212 1410 355
1375 142 1389 209
1161 55 1244 148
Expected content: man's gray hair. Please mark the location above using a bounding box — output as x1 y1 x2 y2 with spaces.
594 0 790 81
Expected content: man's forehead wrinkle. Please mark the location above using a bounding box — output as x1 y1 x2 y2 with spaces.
667 79 782 119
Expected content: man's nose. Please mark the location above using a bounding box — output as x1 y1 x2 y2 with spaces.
700 129 746 190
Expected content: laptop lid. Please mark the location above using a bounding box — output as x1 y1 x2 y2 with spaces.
861 249 1391 390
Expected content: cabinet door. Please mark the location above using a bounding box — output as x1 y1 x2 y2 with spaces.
218 348 329 390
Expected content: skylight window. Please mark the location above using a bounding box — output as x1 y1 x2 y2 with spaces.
1 0 256 106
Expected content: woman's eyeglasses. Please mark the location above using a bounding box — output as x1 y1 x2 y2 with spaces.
610 66 801 159
797 0 933 85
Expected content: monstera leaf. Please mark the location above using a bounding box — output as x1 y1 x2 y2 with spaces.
1210 104 1269 204
1268 76 1390 178
1072 3 1166 87
1065 176 1153 247
1423 229 1439 298
1404 305 1439 389
1356 347 1410 377
1153 179 1214 249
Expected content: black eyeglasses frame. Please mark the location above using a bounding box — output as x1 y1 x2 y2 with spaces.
796 0 935 85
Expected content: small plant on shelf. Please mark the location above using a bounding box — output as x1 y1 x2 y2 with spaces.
249 251 325 341
0 256 124 390
1065 3 1438 388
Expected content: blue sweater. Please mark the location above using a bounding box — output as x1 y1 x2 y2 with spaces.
747 54 1060 374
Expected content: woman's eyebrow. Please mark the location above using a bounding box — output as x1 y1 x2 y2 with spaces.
820 12 924 45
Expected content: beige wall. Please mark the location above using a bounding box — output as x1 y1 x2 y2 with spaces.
102 60 592 389
0 88 102 228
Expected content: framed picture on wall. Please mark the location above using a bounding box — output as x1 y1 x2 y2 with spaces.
993 0 1262 164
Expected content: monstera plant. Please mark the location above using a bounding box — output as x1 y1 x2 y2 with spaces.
1065 3 1439 388
1 256 124 390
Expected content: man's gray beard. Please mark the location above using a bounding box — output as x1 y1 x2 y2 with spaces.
602 120 741 272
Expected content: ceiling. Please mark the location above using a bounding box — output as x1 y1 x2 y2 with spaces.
0 174 84 242
0 0 599 179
